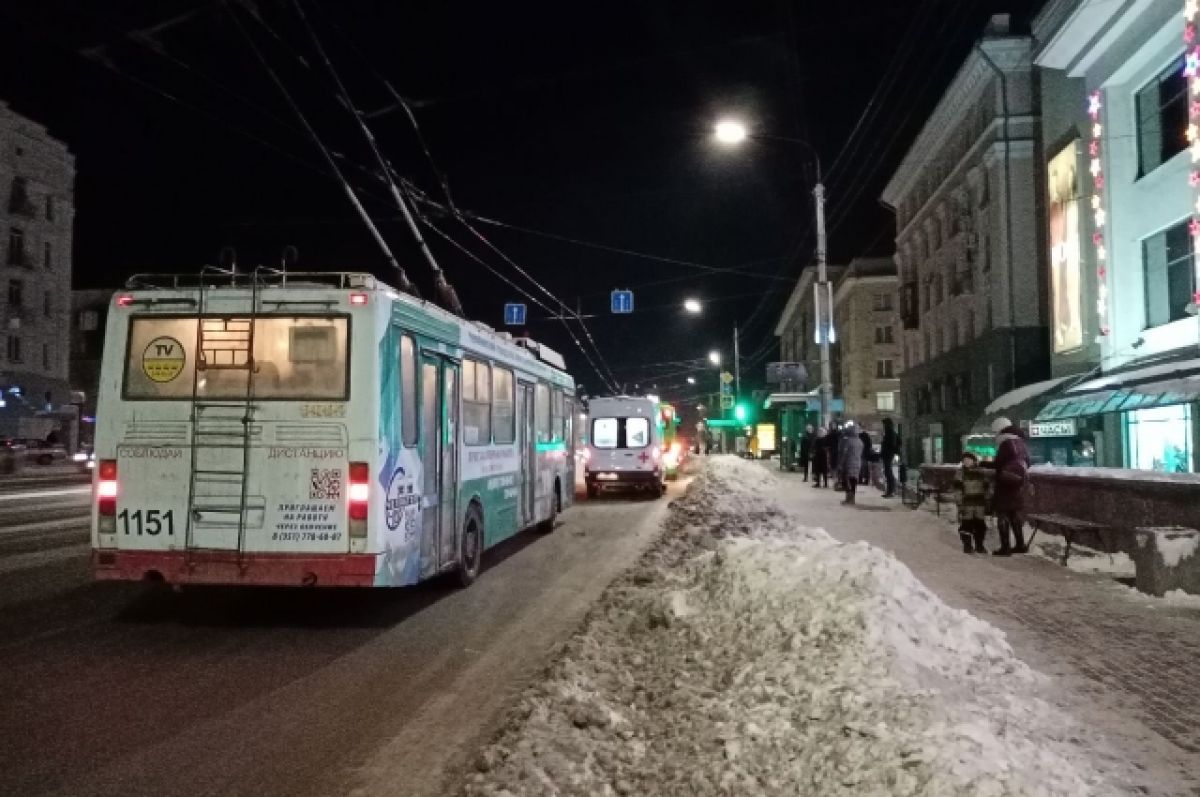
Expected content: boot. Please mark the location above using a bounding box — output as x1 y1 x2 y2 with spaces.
972 527 987 554
993 521 1013 556
959 532 974 554
1012 523 1028 554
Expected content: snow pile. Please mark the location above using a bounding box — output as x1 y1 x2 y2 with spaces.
464 457 1133 796
1153 530 1199 568
1030 539 1137 577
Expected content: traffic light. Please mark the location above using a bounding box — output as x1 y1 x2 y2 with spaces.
733 402 748 423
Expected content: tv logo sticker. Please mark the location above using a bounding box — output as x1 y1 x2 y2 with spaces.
142 337 186 383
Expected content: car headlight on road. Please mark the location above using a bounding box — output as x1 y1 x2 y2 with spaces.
73 452 88 462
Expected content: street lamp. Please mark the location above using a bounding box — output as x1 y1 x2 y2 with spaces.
683 298 702 314
687 376 696 385
714 119 747 145
708 350 721 366
713 117 832 427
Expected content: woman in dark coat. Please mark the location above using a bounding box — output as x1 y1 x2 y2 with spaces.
986 417 1031 556
857 429 874 486
798 424 815 480
810 426 830 487
880 418 899 498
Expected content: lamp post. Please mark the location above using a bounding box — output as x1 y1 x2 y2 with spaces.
714 119 832 428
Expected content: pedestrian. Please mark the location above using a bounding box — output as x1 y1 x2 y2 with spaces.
984 417 1031 556
823 425 842 490
798 424 815 481
954 451 990 554
880 418 899 498
810 426 830 487
858 428 874 486
838 422 864 505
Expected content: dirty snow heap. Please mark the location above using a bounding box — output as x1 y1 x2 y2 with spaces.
464 457 1139 796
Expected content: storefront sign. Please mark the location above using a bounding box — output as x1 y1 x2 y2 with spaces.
1047 141 1083 353
1028 419 1077 438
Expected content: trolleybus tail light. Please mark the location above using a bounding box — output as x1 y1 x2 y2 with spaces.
348 462 369 533
349 292 369 306
115 294 134 307
97 459 118 533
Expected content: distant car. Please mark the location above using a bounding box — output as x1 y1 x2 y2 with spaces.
4 439 68 466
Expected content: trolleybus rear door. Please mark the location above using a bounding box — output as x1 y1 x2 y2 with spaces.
517 382 535 527
419 354 460 576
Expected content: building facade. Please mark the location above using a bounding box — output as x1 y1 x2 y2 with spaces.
880 16 1050 465
70 289 112 435
0 101 75 441
1033 0 1200 473
831 257 902 431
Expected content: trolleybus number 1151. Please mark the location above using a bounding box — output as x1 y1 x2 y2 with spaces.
116 509 176 536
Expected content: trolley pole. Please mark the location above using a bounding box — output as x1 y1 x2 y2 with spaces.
815 181 832 429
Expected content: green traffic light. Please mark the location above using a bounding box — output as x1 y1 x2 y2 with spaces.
734 403 747 422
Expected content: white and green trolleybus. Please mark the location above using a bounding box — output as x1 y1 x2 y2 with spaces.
90 270 575 588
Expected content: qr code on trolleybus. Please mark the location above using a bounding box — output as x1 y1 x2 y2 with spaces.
310 468 342 500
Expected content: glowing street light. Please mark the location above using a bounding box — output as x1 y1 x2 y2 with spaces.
687 376 696 384
683 298 702 314
714 119 748 145
708 350 721 366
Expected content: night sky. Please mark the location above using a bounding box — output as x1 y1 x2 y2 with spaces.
1 0 1041 412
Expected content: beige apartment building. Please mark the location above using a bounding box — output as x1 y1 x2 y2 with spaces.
832 257 902 432
0 100 75 439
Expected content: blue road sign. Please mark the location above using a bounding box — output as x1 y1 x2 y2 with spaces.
611 289 634 314
503 303 527 326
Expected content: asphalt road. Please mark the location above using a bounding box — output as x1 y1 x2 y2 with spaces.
0 477 679 797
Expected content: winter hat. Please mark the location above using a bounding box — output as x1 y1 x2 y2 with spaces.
990 417 1012 434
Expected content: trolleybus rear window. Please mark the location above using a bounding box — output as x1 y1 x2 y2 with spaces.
123 316 349 400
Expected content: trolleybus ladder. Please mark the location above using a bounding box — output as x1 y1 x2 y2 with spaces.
183 269 260 569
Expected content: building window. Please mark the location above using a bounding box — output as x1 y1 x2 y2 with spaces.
876 358 895 379
1135 55 1187 177
1125 404 1192 472
874 324 894 344
6 336 21 363
1143 220 1195 328
79 309 99 332
43 242 52 270
876 391 896 412
45 195 53 221
8 279 23 307
43 291 51 317
7 176 33 216
873 293 894 312
6 228 25 266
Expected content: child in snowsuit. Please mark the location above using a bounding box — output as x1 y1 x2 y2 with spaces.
954 451 990 554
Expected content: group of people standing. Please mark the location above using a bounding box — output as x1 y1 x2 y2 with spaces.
953 416 1032 557
796 417 899 505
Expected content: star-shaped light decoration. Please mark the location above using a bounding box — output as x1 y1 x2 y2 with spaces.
1190 217 1200 238
1191 139 1200 162
1190 170 1200 187
1089 140 1100 157
1092 195 1102 210
1087 92 1102 117
1188 0 1199 21
1093 123 1103 138
1188 22 1197 44
1186 50 1200 79
1194 195 1200 214
1094 208 1107 227
1089 158 1102 176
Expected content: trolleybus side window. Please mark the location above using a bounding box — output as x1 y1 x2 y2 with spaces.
493 367 515 444
123 315 348 400
535 383 551 443
400 334 418 447
462 358 491 445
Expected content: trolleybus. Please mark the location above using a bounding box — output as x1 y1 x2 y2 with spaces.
90 270 575 588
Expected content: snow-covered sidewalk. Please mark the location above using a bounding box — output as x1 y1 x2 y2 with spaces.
461 457 1179 796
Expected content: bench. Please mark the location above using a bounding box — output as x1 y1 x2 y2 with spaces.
1026 513 1113 565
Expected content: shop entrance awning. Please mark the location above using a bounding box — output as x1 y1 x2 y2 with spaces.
1037 359 1200 420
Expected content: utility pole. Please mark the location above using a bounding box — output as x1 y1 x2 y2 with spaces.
733 323 741 401
814 181 833 428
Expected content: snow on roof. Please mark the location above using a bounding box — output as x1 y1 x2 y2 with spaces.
1069 358 1200 393
984 375 1073 415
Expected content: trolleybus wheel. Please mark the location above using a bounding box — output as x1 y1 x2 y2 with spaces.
457 504 484 587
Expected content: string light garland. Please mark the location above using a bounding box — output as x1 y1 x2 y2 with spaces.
1187 0 1200 313
1087 90 1109 338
